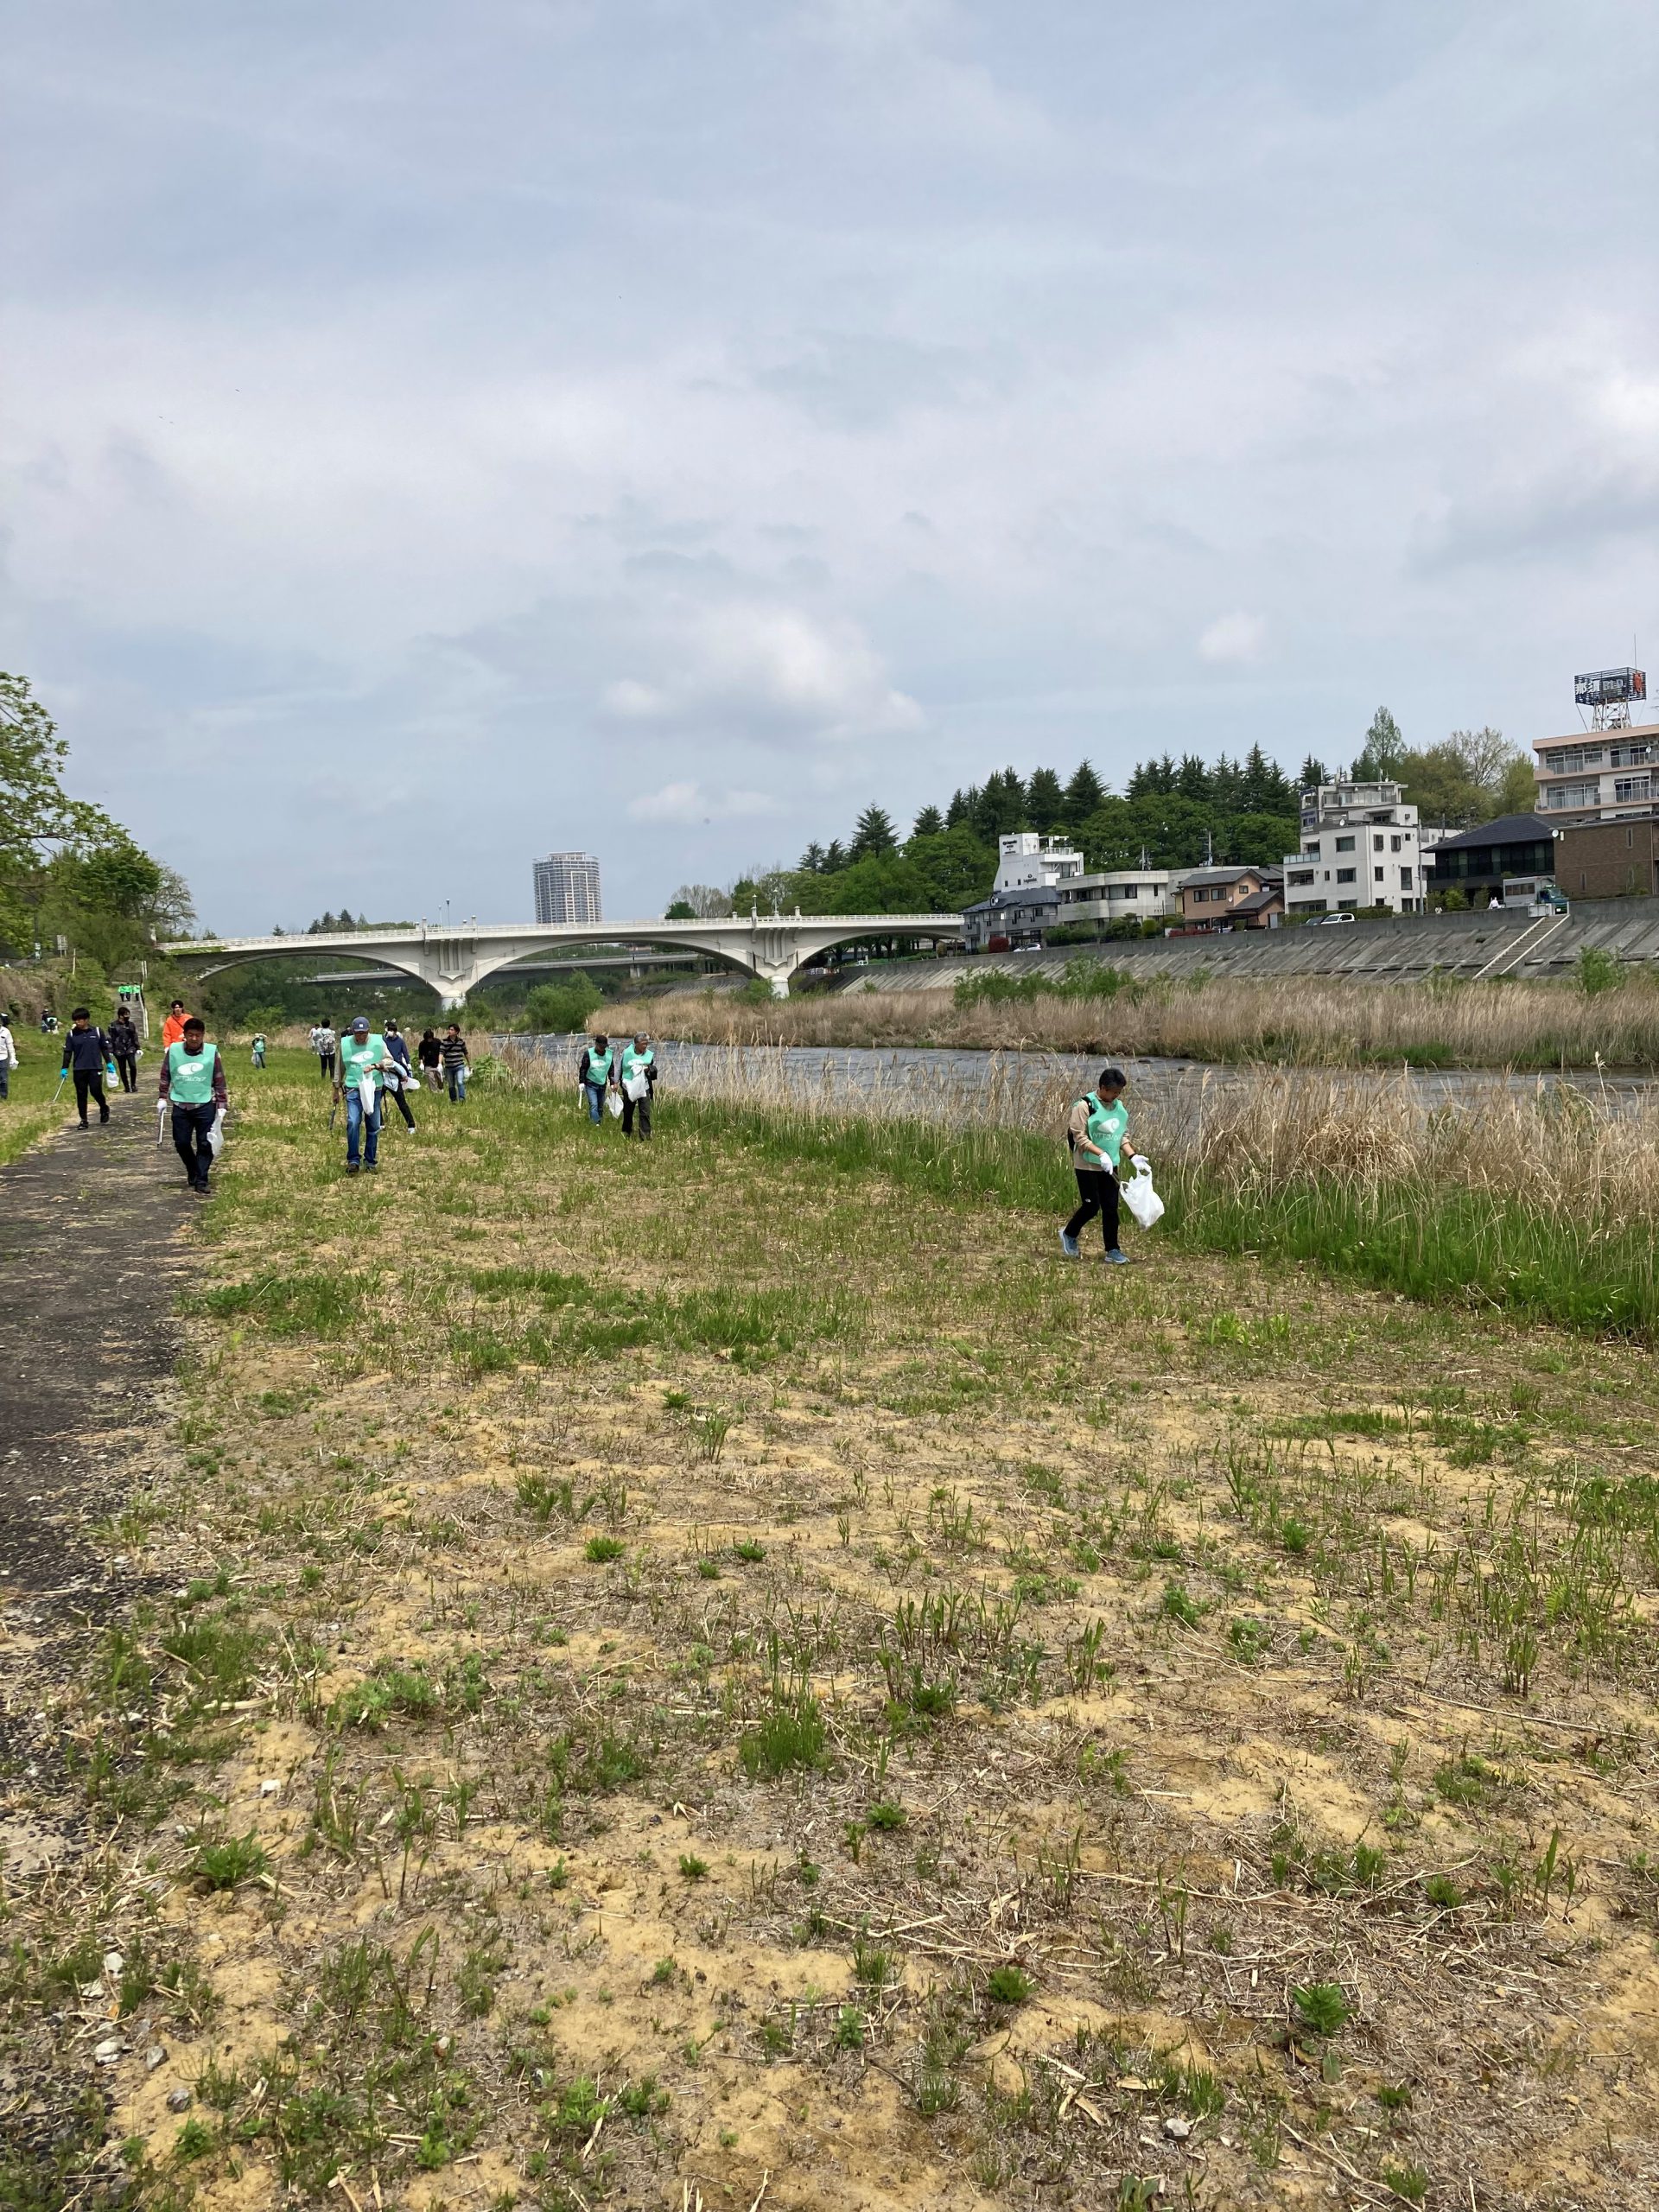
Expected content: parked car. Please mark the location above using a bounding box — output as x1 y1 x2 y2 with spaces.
1311 912 1357 926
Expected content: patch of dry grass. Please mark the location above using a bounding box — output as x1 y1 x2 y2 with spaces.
4 1052 1659 2212
603 968 1659 1070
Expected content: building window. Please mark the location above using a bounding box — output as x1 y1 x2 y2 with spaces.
1287 870 1316 887
1372 834 1383 852
1390 835 1402 852
1401 867 1414 887
1545 783 1599 810
1373 867 1384 883
1335 835 1356 852
1337 867 1357 884
1614 777 1651 804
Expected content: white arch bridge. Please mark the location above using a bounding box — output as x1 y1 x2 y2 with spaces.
163 912 964 1006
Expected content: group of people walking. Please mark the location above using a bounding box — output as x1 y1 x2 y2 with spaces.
577 1033 658 1138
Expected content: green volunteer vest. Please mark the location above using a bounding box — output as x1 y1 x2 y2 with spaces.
587 1046 613 1082
167 1041 219 1107
340 1035 386 1090
1081 1091 1128 1169
620 1047 653 1083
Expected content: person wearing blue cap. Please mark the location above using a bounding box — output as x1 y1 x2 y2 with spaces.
334 1016 392 1174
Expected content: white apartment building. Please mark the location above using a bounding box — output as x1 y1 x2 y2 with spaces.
1532 729 1659 826
993 831 1085 893
1053 868 1181 929
532 850 603 926
1282 781 1427 915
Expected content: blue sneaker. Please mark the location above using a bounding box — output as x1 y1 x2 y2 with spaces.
1103 1248 1131 1266
1059 1228 1080 1257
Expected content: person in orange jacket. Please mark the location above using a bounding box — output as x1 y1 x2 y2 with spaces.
161 1000 189 1050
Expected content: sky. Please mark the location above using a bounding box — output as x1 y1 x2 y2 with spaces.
4 0 1657 934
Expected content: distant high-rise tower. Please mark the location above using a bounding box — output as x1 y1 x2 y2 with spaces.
532 850 603 926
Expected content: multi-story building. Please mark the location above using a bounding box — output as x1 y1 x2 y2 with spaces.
1053 869 1182 931
1531 730 1659 827
992 832 1085 893
1281 780 1428 916
531 850 603 926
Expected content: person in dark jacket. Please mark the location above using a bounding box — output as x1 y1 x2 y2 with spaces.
109 1008 141 1092
159 1016 228 1192
417 1028 443 1089
60 1008 111 1127
381 1020 417 1132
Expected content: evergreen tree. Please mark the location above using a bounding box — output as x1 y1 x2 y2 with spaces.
945 785 976 829
1298 755 1328 791
1064 760 1105 818
849 804 897 859
910 804 944 839
972 767 1028 842
1209 753 1244 811
1025 766 1065 830
823 839 848 872
1242 742 1293 813
1353 707 1406 780
1175 753 1211 802
337 907 356 931
798 841 826 873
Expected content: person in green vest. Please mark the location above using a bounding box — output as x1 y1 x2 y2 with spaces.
250 1032 267 1069
618 1033 657 1140
334 1015 392 1174
159 1015 228 1193
578 1033 613 1123
1061 1066 1132 1264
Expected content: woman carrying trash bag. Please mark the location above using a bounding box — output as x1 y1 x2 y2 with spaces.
1060 1066 1133 1266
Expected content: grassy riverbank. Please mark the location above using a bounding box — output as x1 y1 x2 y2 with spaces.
7 1050 1658 2211
0 1046 105 1166
605 968 1659 1070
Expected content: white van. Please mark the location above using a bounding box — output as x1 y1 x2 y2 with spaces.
1501 877 1568 914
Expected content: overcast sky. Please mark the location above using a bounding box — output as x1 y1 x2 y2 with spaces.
4 1 1657 932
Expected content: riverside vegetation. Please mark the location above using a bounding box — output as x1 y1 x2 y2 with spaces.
5 1050 1659 2211
605 957 1659 1071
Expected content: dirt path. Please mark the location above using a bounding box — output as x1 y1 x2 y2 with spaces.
0 1090 194 1594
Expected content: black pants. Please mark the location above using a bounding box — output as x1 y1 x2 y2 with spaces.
621 1088 652 1139
115 1052 137 1092
172 1101 216 1186
320 1051 336 1079
1065 1167 1120 1250
386 1083 416 1129
73 1070 109 1124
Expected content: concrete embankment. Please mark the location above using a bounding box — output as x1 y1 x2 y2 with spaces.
834 894 1659 993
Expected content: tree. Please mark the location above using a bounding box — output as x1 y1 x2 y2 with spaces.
1396 728 1531 830
525 974 603 1035
1241 743 1293 814
1025 767 1065 830
910 804 944 839
1064 760 1105 819
944 787 976 830
1494 754 1540 817
972 768 1028 842
664 899 696 919
849 805 898 860
823 840 848 873
1298 755 1328 791
0 671 120 952
798 842 826 874
667 883 733 918
904 823 995 909
1352 707 1406 780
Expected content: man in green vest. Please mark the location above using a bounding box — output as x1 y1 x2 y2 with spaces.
334 1015 391 1173
619 1033 657 1140
578 1033 613 1122
159 1015 228 1192
1061 1066 1132 1264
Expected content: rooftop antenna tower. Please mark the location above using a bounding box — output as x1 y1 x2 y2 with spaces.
1574 664 1647 730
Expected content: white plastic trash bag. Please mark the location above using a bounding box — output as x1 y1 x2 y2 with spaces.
625 1071 650 1102
207 1107 226 1160
358 1073 378 1114
1121 1154 1165 1230
606 1089 624 1118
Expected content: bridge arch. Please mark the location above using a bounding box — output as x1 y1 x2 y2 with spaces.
165 912 963 1006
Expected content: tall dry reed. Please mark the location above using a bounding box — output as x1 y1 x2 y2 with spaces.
596 972 1659 1071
